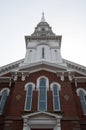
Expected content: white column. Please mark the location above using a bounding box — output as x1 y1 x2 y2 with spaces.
54 119 61 130
57 122 61 130
23 119 30 130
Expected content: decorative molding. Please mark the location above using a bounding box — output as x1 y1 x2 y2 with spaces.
12 71 29 81
60 72 64 81
0 58 86 77
50 82 61 91
0 59 24 76
68 72 73 81
16 94 21 101
24 82 35 91
36 76 49 90
63 59 86 75
22 111 62 130
64 95 70 101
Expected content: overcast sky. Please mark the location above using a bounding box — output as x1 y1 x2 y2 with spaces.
0 0 86 67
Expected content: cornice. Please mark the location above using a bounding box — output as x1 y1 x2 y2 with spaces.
25 35 62 45
0 59 24 76
0 58 86 77
63 59 86 76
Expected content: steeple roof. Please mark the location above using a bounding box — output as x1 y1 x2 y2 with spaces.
41 12 46 22
31 13 56 37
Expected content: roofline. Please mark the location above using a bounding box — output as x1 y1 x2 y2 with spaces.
63 58 86 75
25 35 62 48
22 111 62 119
0 58 86 77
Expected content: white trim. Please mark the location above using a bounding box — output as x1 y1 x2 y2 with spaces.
36 42 51 47
0 59 24 76
0 88 10 115
50 82 61 91
22 111 62 118
24 82 35 91
76 88 86 115
50 83 61 111
36 76 49 90
0 58 86 77
19 60 67 76
0 88 10 96
76 88 86 96
63 59 86 76
22 111 62 130
24 82 35 111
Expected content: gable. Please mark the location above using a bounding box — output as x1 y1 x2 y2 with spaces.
22 111 62 119
19 61 68 73
22 112 62 129
0 58 86 77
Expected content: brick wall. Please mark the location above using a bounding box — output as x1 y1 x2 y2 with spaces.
0 70 86 130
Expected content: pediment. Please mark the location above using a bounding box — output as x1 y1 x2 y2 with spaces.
0 58 86 77
22 112 62 129
22 111 62 119
19 61 67 73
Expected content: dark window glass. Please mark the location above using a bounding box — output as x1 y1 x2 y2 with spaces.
25 85 33 111
38 78 47 111
0 90 8 114
53 84 60 111
79 90 86 115
42 48 45 58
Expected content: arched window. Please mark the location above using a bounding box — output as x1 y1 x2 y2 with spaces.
37 76 49 111
0 88 10 115
50 83 61 111
24 83 35 111
76 88 86 115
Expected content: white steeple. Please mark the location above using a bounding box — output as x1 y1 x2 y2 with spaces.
19 14 67 70
41 12 45 22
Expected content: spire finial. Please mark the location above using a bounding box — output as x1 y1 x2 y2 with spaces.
41 12 45 22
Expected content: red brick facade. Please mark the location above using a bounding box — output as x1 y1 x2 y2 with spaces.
0 70 86 130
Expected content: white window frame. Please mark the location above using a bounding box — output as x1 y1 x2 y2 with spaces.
76 88 86 115
24 82 35 111
37 76 49 111
36 76 49 90
50 82 61 111
0 88 10 115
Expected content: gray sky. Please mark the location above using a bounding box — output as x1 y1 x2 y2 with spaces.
0 0 86 67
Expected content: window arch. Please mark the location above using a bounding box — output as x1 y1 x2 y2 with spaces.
76 88 86 115
37 76 49 111
37 76 49 90
24 83 35 111
0 88 10 115
50 83 61 111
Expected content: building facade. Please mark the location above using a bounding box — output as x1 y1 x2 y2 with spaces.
0 14 86 130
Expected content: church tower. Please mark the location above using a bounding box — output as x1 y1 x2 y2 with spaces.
20 13 66 69
0 14 86 130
